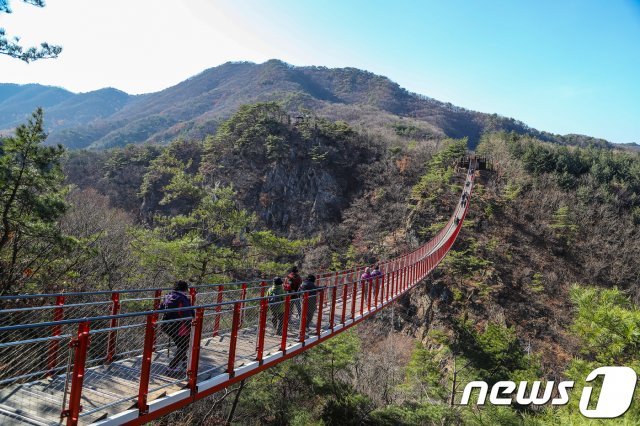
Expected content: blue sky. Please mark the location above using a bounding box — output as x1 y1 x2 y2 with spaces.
1 0 639 142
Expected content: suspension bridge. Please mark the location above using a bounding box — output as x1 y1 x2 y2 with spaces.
0 161 477 426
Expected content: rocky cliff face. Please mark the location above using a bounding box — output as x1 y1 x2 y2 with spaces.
203 119 380 237
139 104 382 237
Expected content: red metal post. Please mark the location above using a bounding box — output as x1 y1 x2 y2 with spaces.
374 276 380 308
280 295 291 351
299 293 309 342
256 297 268 362
394 268 399 297
404 267 408 291
213 285 223 337
63 321 90 426
360 280 365 316
392 270 397 297
188 308 204 393
329 285 337 329
189 287 197 305
350 279 357 319
47 295 65 375
105 292 120 364
384 274 390 302
340 281 348 324
239 283 247 327
137 313 157 414
316 290 324 337
153 289 162 310
407 264 411 286
241 282 248 301
323 285 329 308
152 289 162 351
227 302 241 375
367 277 373 311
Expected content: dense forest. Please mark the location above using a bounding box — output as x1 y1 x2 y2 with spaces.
1 103 640 424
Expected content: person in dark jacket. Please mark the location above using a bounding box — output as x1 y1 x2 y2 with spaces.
370 264 383 300
284 266 303 318
360 267 373 282
370 265 383 279
360 267 373 298
299 274 321 330
159 280 194 371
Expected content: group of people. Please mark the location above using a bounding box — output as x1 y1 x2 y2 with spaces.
158 264 384 372
360 264 383 282
266 264 384 335
266 266 321 335
460 190 469 208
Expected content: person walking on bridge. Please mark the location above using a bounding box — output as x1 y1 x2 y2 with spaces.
159 280 194 373
300 274 320 330
370 265 383 300
266 277 286 335
284 266 303 318
361 267 373 296
361 267 373 282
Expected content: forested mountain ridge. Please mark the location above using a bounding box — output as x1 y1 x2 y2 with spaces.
0 60 613 150
0 84 131 136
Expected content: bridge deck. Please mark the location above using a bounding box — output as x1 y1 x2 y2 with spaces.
1 290 391 425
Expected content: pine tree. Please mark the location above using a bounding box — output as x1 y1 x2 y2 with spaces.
0 108 72 294
1 1 62 62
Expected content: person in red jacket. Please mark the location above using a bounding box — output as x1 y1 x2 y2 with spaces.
284 266 303 318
